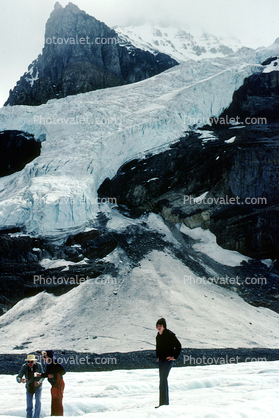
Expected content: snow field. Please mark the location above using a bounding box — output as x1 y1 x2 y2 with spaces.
1 361 279 417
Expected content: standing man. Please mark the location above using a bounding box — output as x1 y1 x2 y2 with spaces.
16 354 44 418
155 318 181 408
37 350 66 416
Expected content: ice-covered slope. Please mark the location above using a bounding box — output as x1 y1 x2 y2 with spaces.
1 44 276 236
115 24 244 62
2 362 279 417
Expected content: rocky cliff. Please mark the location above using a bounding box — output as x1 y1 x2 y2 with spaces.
5 2 178 106
0 130 42 177
217 56 279 123
98 124 279 260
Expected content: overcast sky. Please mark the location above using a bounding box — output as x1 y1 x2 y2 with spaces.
1 0 279 107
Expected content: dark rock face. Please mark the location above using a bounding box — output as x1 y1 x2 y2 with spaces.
97 125 279 313
5 2 178 106
0 131 41 177
217 65 279 124
1 348 279 374
0 227 118 315
98 125 279 260
1 216 279 317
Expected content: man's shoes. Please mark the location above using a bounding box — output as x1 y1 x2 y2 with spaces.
155 405 161 408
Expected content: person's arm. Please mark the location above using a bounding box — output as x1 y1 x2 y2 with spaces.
16 364 26 383
40 371 48 378
45 363 66 384
38 363 44 385
173 334 182 360
166 333 182 361
34 363 44 386
39 364 49 378
52 363 66 381
57 363 66 376
156 334 160 361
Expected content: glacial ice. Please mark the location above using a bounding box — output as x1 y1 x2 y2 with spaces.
0 42 279 236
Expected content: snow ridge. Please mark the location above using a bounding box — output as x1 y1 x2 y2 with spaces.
115 24 244 62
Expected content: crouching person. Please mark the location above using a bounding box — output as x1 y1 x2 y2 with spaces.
37 350 66 416
16 354 44 418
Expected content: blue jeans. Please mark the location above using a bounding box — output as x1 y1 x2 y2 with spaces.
159 360 173 405
26 385 42 418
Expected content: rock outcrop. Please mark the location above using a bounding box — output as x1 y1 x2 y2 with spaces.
98 64 279 262
0 131 42 177
0 227 118 315
98 124 279 260
217 59 279 124
5 2 178 106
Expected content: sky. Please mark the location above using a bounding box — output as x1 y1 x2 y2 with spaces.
1 0 279 107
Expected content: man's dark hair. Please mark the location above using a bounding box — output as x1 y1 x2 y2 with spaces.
156 318 166 328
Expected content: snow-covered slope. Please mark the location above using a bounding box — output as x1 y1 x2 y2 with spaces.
1 43 277 236
115 24 244 63
0 215 278 354
2 362 279 417
262 57 279 73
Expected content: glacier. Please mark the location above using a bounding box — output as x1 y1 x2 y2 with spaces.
1 362 279 417
0 43 278 236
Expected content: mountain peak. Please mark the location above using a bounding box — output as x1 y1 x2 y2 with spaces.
4 4 178 106
52 2 85 16
65 2 85 14
54 1 63 11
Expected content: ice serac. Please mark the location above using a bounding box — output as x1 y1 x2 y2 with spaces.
0 65 255 232
2 39 279 236
4 3 178 106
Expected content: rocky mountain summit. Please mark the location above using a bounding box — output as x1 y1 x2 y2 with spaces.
5 2 178 106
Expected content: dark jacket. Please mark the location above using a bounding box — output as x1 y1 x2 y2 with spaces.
41 361 66 387
16 362 44 394
156 329 181 361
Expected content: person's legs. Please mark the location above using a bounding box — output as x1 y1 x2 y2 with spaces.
33 385 42 418
51 380 65 416
51 398 63 416
51 392 54 416
26 390 33 418
159 360 173 405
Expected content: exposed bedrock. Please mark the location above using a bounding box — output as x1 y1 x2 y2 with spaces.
0 130 42 177
98 125 279 260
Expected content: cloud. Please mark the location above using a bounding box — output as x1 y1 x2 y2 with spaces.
72 0 279 44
